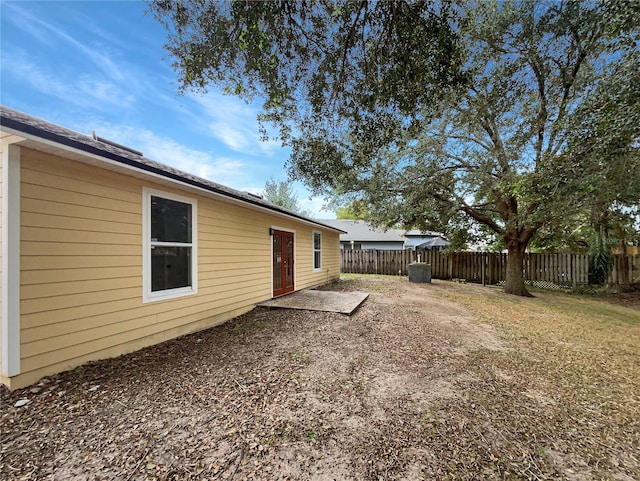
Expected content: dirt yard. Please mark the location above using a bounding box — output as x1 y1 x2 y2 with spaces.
1 276 639 480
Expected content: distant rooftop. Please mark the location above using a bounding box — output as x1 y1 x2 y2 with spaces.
318 219 443 242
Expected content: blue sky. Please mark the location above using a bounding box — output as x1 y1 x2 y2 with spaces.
0 0 333 218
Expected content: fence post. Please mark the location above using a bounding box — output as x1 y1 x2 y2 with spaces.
619 253 629 288
482 252 486 286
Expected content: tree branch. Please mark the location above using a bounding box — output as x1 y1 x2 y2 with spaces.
336 1 367 91
546 22 602 157
479 115 510 173
450 134 494 153
527 55 548 165
459 203 504 234
283 2 326 53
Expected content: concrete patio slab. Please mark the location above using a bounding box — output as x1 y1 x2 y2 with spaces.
258 289 369 315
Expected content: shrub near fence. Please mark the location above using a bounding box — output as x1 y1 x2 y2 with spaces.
340 249 640 288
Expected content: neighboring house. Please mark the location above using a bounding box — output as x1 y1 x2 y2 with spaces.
319 219 405 250
403 230 451 250
0 106 344 390
319 219 449 250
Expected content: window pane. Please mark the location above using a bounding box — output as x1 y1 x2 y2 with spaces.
151 196 192 243
314 232 321 269
151 246 191 291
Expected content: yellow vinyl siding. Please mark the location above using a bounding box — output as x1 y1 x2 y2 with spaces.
294 229 340 289
9 147 339 389
22 266 139 285
18 304 252 387
22 255 138 270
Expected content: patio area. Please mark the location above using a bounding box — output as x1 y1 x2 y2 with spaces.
258 289 369 315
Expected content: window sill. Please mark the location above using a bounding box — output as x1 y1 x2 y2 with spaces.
143 286 197 303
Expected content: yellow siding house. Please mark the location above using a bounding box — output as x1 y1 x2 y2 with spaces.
0 106 343 390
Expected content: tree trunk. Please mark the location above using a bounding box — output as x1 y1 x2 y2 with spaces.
504 236 533 297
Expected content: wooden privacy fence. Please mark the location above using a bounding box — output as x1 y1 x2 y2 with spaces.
340 249 640 287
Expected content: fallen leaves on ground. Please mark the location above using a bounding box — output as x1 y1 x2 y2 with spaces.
1 276 638 480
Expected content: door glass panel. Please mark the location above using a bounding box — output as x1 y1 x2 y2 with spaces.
285 235 294 287
273 235 282 290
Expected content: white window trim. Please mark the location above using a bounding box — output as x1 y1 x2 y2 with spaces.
312 230 322 272
142 187 198 303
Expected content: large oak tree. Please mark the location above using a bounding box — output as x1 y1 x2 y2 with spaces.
150 0 639 296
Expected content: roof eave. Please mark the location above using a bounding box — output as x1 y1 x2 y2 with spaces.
0 109 345 234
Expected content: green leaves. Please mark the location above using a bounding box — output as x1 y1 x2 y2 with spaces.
149 0 468 146
150 0 639 291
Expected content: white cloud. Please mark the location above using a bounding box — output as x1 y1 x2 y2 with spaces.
1 50 136 110
189 92 283 157
3 2 125 82
88 123 251 188
2 2 54 46
299 195 334 219
1 3 175 113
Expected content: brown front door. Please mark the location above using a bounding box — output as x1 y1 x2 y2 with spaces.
272 229 294 297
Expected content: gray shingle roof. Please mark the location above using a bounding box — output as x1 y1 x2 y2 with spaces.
319 220 405 242
0 105 344 233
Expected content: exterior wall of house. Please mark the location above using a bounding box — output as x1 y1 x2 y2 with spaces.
7 147 339 389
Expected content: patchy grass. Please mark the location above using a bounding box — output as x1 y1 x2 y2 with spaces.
324 273 403 294
351 379 365 393
288 347 313 366
231 319 268 336
435 281 640 480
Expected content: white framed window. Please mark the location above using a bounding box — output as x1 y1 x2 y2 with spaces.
313 231 322 271
143 188 197 302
